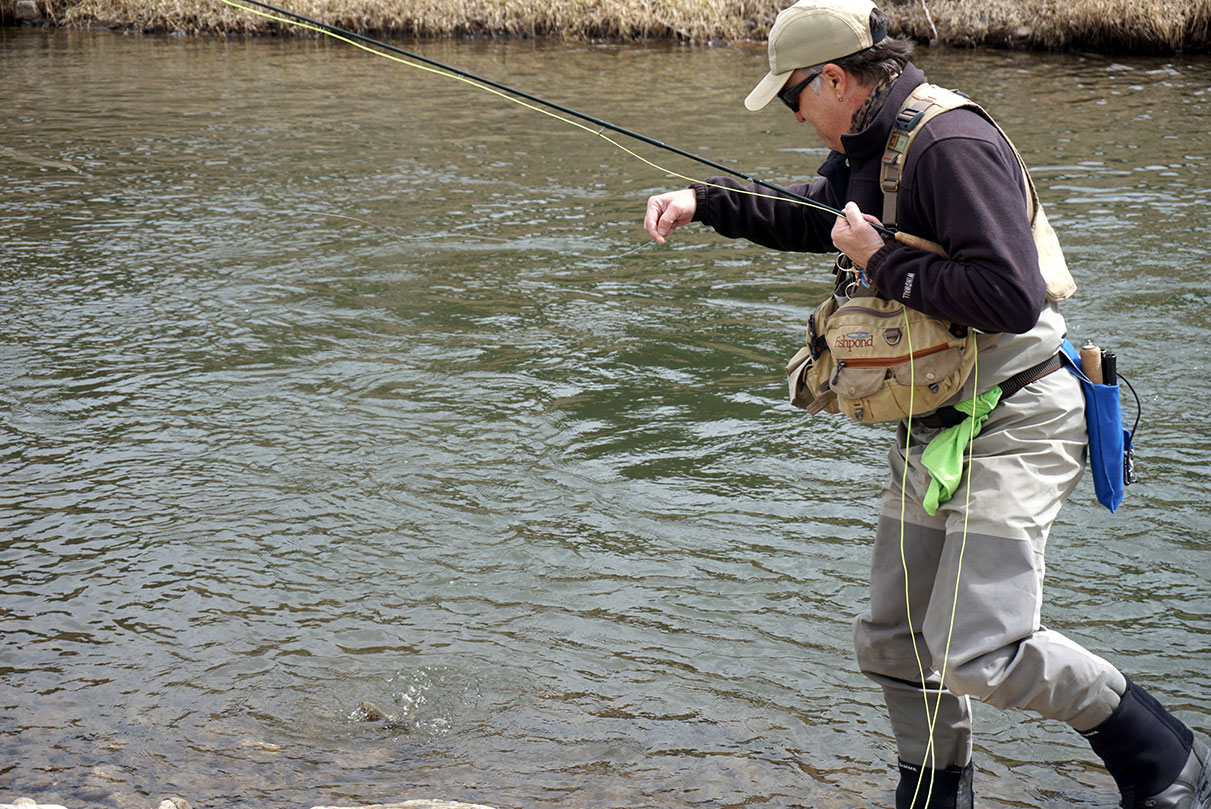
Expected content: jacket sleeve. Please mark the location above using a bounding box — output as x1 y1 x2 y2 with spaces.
864 127 1047 335
690 175 841 254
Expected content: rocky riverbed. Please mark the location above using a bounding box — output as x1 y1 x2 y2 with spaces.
2 799 497 809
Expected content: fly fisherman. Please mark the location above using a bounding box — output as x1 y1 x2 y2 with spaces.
642 1 1211 807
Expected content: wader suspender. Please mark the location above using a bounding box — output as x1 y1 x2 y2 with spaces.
878 85 1078 303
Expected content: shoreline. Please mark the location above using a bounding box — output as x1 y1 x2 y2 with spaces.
1 0 1209 53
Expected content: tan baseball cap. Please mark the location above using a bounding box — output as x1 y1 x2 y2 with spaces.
744 0 883 111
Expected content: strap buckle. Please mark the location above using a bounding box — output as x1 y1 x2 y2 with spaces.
895 106 926 132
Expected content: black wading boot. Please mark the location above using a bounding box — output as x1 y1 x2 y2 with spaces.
1081 677 1211 809
896 760 973 809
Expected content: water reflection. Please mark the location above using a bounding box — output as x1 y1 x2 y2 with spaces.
1 28 1209 809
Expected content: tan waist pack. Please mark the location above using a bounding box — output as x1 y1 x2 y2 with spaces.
785 82 1073 424
786 288 975 424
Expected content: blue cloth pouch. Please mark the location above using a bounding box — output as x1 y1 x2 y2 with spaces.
1059 339 1133 512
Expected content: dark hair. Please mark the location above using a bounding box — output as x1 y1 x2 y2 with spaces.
832 9 914 84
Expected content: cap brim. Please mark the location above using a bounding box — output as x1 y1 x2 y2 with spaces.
745 69 794 111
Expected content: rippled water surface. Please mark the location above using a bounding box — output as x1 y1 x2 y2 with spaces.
2 28 1209 809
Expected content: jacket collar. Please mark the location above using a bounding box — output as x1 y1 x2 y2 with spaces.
838 62 927 164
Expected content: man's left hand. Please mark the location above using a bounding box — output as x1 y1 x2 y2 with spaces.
831 201 887 268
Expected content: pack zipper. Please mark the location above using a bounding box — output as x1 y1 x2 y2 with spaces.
832 342 951 373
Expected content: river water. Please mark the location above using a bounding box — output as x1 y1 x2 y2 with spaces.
1 27 1209 809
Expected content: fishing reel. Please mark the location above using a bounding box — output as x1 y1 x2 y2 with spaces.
835 252 873 299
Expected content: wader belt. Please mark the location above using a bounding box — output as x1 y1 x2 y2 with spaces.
920 353 1064 429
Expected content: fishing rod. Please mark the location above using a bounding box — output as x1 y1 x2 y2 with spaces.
223 0 951 256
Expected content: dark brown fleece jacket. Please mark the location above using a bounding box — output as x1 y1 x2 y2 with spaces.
691 63 1047 336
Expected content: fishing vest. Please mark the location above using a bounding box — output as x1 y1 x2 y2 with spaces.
881 84 1076 303
787 84 1076 424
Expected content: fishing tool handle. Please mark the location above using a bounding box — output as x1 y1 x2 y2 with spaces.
894 231 949 258
1080 340 1104 384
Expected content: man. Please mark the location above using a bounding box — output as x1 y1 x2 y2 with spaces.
642 1 1211 807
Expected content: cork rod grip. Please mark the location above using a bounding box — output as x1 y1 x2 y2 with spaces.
894 231 950 259
1080 342 1103 385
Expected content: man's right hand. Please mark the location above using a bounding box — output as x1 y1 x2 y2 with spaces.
643 189 697 244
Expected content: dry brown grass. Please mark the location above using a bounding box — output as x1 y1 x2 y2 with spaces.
33 0 784 39
9 0 1211 51
887 0 1211 53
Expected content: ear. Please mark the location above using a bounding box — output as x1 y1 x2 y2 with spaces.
820 64 848 96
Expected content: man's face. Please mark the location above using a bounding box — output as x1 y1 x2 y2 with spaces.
783 66 850 153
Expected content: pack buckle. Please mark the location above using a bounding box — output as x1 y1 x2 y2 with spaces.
895 106 926 132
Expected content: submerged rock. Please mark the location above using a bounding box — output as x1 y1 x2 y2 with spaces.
349 700 413 729
156 798 192 809
238 737 282 753
352 701 391 722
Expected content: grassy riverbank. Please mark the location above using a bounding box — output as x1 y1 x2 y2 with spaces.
3 0 1209 52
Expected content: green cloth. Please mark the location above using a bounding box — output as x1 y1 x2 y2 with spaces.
921 386 1003 515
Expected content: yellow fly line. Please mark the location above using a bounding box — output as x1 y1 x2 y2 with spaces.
218 2 979 800
897 305 979 808
216 0 848 224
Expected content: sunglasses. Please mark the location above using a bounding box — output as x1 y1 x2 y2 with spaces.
778 68 823 113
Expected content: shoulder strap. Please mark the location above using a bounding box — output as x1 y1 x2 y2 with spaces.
880 83 1076 302
880 84 1034 228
